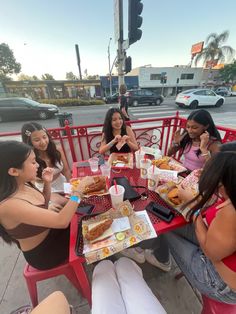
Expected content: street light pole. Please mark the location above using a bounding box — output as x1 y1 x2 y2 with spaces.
108 37 112 96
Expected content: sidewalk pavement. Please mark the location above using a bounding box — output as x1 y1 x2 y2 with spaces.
0 239 202 314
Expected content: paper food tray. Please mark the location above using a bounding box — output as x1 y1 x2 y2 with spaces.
70 175 109 198
108 153 134 169
152 156 187 174
76 201 157 264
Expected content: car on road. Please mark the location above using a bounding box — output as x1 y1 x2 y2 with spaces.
214 87 231 97
0 97 59 122
104 92 119 104
125 89 164 106
175 89 224 109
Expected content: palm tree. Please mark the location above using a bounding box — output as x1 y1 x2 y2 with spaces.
194 30 235 67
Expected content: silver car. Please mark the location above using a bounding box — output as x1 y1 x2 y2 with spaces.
175 89 224 109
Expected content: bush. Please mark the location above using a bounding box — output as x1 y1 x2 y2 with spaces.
39 98 105 107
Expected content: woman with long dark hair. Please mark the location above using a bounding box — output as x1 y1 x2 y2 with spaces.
168 109 221 171
21 122 71 206
99 108 138 154
145 142 236 303
0 141 82 270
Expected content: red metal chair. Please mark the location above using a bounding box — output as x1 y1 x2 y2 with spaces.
23 259 91 308
201 294 236 314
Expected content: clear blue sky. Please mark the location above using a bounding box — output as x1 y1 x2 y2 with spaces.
1 0 236 79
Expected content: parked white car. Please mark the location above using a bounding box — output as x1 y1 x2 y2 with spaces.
175 89 224 109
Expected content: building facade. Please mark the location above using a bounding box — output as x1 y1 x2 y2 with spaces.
128 66 221 96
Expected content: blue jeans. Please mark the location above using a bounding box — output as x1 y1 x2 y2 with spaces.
153 225 236 304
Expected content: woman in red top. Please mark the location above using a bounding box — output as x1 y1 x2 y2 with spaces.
147 142 236 303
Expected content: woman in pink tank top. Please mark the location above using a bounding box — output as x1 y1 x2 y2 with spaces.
168 109 221 171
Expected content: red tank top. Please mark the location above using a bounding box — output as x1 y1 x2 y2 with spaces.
205 201 236 272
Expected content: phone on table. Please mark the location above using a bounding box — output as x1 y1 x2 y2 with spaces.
145 201 174 223
76 203 95 215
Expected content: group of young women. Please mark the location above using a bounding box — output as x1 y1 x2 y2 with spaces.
0 106 235 310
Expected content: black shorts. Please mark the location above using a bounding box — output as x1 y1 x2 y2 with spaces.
23 226 70 270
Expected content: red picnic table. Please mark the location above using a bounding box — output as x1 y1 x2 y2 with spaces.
69 162 186 260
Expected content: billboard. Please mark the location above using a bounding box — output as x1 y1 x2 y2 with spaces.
205 59 218 69
191 41 204 56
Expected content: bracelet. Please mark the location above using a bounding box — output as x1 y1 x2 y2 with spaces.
70 195 81 204
108 141 114 148
201 151 211 157
193 209 201 222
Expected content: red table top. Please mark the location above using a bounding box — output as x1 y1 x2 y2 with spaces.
69 162 186 262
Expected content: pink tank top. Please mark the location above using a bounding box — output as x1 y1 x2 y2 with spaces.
205 202 236 272
183 145 206 171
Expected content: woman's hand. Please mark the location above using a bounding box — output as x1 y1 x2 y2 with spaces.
177 184 195 203
200 131 210 152
174 129 186 145
42 167 54 183
49 202 63 212
122 135 129 143
114 134 122 143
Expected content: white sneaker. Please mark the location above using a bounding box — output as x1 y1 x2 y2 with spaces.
145 249 171 272
120 247 145 264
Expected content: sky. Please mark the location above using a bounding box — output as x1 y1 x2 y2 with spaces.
1 0 236 80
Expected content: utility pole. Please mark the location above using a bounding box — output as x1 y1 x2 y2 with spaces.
117 0 125 88
108 37 113 96
75 44 82 80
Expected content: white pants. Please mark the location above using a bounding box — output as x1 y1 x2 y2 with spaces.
92 257 166 314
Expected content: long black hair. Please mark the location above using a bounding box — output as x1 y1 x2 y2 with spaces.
186 150 236 217
180 109 221 156
102 108 126 143
0 141 32 244
21 122 61 178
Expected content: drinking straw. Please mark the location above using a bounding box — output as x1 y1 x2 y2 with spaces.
114 179 118 194
106 177 110 189
144 155 147 162
152 164 155 174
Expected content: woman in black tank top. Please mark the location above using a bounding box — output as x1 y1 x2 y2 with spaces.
0 141 83 270
99 108 138 155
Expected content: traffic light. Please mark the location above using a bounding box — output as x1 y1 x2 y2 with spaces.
124 56 132 73
128 0 143 46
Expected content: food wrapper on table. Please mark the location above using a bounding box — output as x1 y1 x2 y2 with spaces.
108 153 134 169
70 175 109 197
140 146 162 159
81 200 157 264
152 156 187 174
156 171 200 221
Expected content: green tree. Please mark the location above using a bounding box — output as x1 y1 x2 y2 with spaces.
219 60 236 83
66 72 78 80
41 73 54 80
0 43 21 81
17 73 38 81
194 30 235 67
86 75 99 80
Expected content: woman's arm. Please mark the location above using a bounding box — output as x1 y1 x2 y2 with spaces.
42 181 51 208
57 146 71 181
125 126 139 151
194 205 236 262
99 133 119 154
167 144 180 156
3 191 81 229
